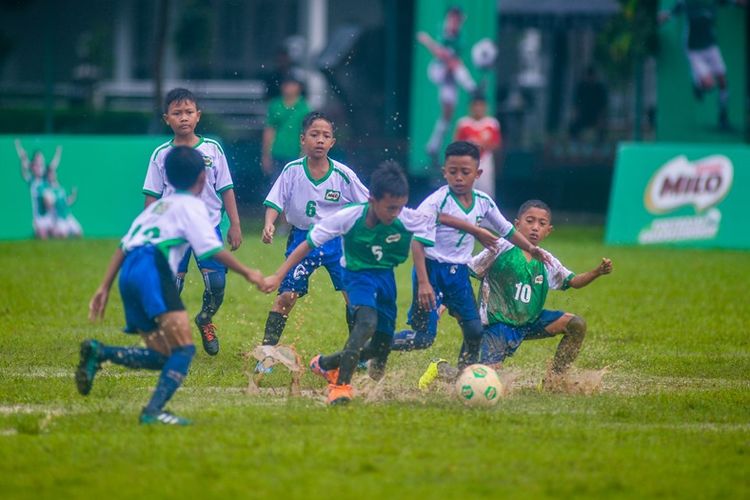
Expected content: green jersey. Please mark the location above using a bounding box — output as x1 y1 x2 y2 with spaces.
266 96 310 159
47 185 70 218
471 240 575 326
306 203 436 271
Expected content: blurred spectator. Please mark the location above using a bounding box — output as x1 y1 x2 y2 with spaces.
568 66 608 144
262 76 310 182
454 93 502 198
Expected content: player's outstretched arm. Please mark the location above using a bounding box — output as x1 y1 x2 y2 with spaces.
569 258 613 289
262 240 312 293
262 207 279 244
213 250 263 288
221 189 242 251
411 240 436 311
507 230 549 264
89 248 125 321
49 146 63 170
438 213 500 249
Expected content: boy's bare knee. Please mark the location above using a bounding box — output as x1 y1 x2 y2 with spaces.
273 292 298 314
566 315 586 337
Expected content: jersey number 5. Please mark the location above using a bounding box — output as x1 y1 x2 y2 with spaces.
371 245 383 261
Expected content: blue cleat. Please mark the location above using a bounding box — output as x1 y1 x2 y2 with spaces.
75 339 101 396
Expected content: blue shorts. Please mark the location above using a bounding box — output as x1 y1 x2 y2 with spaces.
406 260 479 334
177 225 226 274
279 227 344 297
343 267 398 335
480 310 565 364
119 245 185 334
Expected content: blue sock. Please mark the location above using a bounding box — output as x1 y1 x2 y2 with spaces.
391 329 437 351
98 345 167 370
143 345 196 415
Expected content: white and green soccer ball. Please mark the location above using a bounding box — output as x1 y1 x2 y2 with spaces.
471 38 498 70
455 364 503 407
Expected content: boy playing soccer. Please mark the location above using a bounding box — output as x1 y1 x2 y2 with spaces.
143 88 242 356
259 112 369 359
262 162 498 405
391 141 545 369
77 147 263 425
419 199 613 389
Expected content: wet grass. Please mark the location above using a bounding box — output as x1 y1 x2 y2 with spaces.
0 227 748 499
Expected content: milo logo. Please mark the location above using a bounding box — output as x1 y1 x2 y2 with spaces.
460 385 474 399
324 189 341 202
471 367 487 378
644 155 733 214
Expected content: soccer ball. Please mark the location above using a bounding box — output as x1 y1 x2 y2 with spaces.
455 364 503 407
471 38 498 70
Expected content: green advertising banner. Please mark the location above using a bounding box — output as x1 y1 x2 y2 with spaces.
408 0 497 176
1 135 170 240
657 0 746 142
606 143 750 249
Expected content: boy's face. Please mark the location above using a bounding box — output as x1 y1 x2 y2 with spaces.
163 99 201 137
281 80 301 100
443 155 480 195
301 119 335 160
370 193 408 226
514 207 553 245
470 100 487 119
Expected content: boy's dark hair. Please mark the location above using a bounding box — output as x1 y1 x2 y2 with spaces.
370 160 409 199
445 141 480 163
165 146 205 190
301 111 335 134
164 88 199 113
517 199 552 219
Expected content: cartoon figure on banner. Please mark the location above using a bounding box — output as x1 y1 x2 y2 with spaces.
15 139 82 239
417 6 497 167
659 0 747 131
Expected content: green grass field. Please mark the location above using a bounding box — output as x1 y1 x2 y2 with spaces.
1 226 748 499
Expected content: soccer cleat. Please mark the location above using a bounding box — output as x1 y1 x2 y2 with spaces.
196 320 219 356
326 383 353 405
75 339 101 396
139 409 191 426
418 358 448 391
309 354 339 384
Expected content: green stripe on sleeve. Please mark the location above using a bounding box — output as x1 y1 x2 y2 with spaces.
263 200 283 213
143 189 162 198
217 184 234 194
306 231 318 249
504 226 516 239
562 273 575 290
415 236 435 247
196 246 224 261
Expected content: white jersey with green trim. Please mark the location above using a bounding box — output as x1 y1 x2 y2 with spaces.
470 240 575 326
418 185 513 265
143 137 234 227
263 157 369 230
120 193 223 276
307 203 436 271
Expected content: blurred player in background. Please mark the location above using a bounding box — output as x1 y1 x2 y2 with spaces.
419 199 612 390
15 139 61 239
143 88 242 356
454 94 501 198
43 166 82 238
659 0 746 130
418 6 477 165
78 147 264 425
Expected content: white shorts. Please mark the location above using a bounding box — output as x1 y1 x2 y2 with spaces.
33 214 55 234
687 45 726 84
55 216 83 237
